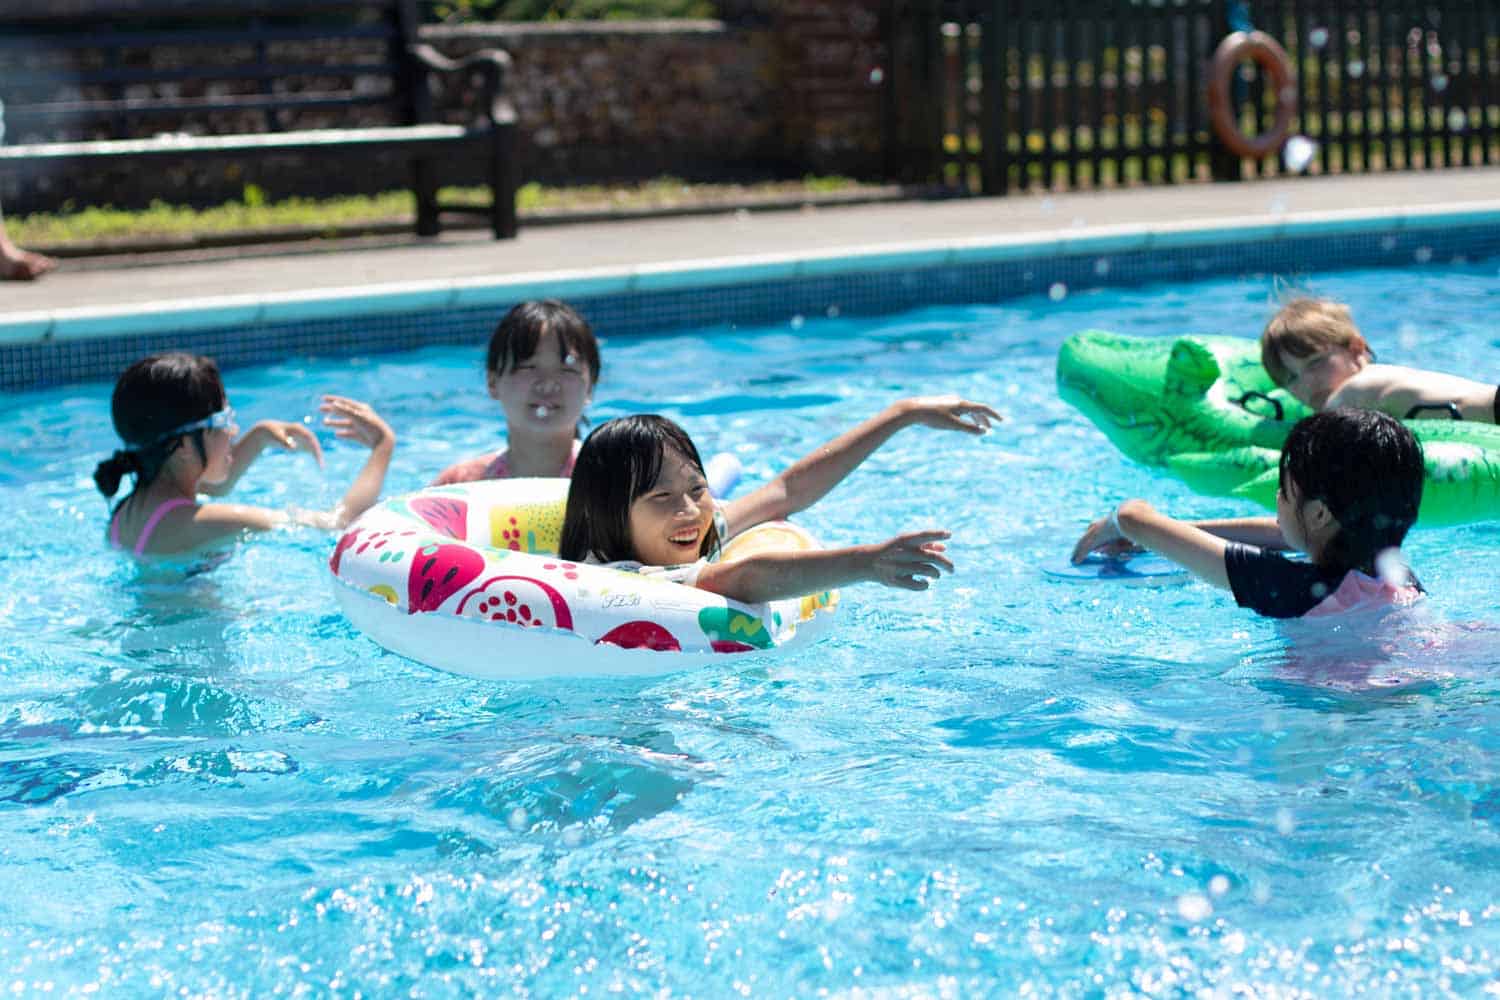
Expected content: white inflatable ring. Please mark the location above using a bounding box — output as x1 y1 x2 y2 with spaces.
328 478 840 680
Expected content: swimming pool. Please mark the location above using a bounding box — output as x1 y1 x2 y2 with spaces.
2 257 1499 994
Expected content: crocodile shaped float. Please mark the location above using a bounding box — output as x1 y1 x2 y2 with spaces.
1056 330 1500 527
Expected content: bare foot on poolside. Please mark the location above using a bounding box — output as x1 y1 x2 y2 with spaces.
0 243 56 281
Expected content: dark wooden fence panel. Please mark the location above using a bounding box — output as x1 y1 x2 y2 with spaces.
886 0 1500 194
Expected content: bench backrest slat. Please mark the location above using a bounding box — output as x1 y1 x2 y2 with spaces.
0 25 397 51
4 62 395 91
8 94 394 122
0 1 398 22
0 1 422 141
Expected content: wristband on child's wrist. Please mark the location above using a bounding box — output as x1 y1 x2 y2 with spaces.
1108 505 1124 537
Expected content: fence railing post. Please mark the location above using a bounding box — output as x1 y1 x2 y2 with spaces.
1207 0 1241 180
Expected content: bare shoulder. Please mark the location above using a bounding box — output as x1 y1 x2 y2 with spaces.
1347 363 1417 391
143 502 284 553
432 451 501 486
1329 364 1419 407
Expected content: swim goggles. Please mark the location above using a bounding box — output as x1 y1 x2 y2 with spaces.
148 406 237 444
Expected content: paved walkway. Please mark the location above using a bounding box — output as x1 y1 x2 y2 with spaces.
5 169 1499 317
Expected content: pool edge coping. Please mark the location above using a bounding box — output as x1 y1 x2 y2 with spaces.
3 199 1499 345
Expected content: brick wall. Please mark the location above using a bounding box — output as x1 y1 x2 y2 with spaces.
426 20 784 186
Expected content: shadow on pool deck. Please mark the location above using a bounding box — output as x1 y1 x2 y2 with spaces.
4 169 1498 318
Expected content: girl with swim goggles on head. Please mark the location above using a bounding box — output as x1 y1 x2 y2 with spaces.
94 352 397 558
559 394 1002 604
430 299 601 485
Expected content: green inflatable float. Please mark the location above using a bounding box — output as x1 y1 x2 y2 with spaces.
1056 330 1500 527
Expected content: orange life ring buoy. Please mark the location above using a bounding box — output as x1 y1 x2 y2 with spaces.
1206 30 1298 159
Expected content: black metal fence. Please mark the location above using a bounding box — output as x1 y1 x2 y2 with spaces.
884 0 1500 194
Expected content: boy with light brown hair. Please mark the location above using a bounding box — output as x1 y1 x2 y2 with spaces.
1261 297 1498 422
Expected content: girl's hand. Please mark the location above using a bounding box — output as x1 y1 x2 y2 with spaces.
248 419 325 468
896 396 1003 435
320 395 395 451
866 529 954 590
1070 502 1146 564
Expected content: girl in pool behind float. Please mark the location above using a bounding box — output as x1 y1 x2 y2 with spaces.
430 299 599 485
1072 408 1425 619
95 353 395 557
558 398 1000 604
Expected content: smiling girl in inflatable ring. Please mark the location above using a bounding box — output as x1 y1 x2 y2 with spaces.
561 396 1000 603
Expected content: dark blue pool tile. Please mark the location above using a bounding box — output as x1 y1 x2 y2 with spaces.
4 221 1498 392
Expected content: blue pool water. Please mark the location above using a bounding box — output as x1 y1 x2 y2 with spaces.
3 258 1500 994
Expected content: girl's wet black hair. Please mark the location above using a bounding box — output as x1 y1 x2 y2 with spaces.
487 299 601 384
93 353 227 503
1279 407 1424 576
559 415 719 564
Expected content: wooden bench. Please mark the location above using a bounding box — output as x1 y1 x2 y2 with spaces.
0 0 519 238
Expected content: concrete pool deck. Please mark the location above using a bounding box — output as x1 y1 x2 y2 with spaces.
3 169 1499 319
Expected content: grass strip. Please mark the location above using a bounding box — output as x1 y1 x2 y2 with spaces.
9 177 870 249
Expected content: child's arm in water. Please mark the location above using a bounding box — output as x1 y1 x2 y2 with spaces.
695 529 953 604
1070 501 1292 590
723 396 1000 531
198 419 325 497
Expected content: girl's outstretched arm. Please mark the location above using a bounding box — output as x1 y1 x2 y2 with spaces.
696 529 953 604
303 395 396 530
199 420 325 497
723 396 1000 532
1070 500 1246 589
1183 516 1289 549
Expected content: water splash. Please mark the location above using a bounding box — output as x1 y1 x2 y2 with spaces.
1375 548 1412 587
1176 893 1212 921
1282 135 1318 173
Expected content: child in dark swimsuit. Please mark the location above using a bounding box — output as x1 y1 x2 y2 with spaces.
1072 408 1425 619
95 353 396 557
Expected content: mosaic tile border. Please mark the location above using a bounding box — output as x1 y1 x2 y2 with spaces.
3 202 1498 392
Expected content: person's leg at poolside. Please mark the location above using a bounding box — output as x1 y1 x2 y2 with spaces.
0 96 56 282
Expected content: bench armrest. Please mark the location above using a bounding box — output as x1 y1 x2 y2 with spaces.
408 44 517 128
